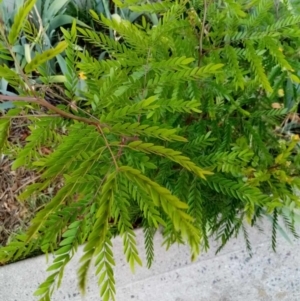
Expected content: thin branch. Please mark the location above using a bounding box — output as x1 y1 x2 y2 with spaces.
41 85 102 125
138 47 152 124
0 114 60 119
96 124 119 170
198 0 208 67
0 95 106 127
14 174 41 194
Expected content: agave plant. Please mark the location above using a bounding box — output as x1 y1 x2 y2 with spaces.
0 0 90 77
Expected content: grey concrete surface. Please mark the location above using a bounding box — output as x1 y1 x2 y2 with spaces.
1 223 300 301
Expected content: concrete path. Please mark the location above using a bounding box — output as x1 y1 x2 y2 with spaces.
1 223 300 301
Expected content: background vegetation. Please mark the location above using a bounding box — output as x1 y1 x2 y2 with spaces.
1 0 300 300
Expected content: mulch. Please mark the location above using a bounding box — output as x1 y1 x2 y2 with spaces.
0 113 35 246
0 156 35 246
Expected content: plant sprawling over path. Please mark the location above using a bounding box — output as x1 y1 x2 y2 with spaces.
1 0 300 300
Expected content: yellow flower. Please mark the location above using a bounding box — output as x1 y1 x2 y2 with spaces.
277 89 284 97
78 72 87 80
272 102 282 109
278 47 283 52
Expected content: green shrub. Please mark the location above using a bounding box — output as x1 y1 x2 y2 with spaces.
1 0 300 300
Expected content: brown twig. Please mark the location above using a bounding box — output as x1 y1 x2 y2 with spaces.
0 114 60 119
40 85 102 125
14 174 41 194
0 96 119 169
0 95 105 127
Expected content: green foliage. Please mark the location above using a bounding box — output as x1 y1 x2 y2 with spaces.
8 0 37 45
1 0 300 300
0 118 10 151
24 41 68 73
